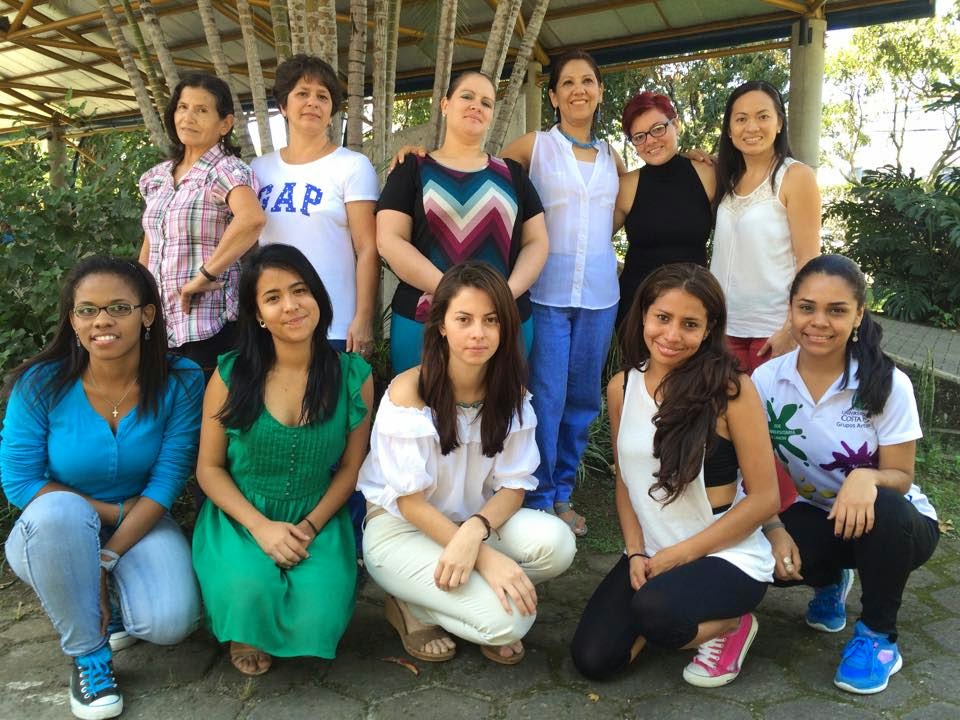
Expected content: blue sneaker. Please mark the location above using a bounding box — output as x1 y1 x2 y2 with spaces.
833 620 903 694
806 568 854 633
69 645 123 719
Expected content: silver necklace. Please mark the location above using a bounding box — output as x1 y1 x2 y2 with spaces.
88 369 137 419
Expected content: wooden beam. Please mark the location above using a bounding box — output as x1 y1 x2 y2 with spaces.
8 0 38 33
213 0 274 48
808 0 829 12
760 0 809 13
596 39 792 75
9 41 132 86
0 101 50 123
0 87 59 118
0 80 134 101
652 1 671 28
3 1 186 41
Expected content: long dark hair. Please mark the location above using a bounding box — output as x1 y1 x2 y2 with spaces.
3 257 171 415
216 244 340 431
548 49 604 139
419 262 526 456
163 73 242 167
714 80 792 212
790 254 894 417
620 263 741 506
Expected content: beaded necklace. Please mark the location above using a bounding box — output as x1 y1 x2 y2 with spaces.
558 126 597 150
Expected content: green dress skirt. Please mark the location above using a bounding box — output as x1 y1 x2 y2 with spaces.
192 351 371 658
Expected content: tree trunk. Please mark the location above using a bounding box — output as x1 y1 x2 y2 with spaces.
197 0 257 159
480 0 522 85
309 0 339 66
236 0 274 154
429 0 459 148
270 0 293 62
95 0 167 150
487 0 550 154
385 0 402 133
372 0 389 169
287 0 307 54
346 0 368 150
118 0 168 111
139 0 180 93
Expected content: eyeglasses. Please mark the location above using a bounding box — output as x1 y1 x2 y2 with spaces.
72 303 143 319
628 118 675 146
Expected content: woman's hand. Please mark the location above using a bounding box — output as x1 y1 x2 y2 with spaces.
767 526 803 581
250 520 312 568
434 518 485 591
628 554 650 591
179 274 223 315
345 316 374 357
646 543 691 579
829 469 878 540
759 326 796 360
475 548 538 616
389 145 428 172
681 148 716 165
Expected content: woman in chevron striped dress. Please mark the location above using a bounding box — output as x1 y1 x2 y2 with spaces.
377 71 549 373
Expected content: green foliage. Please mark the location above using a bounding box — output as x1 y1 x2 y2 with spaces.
0 131 163 376
826 165 960 328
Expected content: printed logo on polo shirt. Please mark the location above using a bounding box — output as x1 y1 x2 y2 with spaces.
257 183 324 216
765 400 808 466
837 403 869 429
820 440 878 476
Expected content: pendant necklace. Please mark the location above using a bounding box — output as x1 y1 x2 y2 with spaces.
88 369 137 419
558 126 597 150
455 399 484 410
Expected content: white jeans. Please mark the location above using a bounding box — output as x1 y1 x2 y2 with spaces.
363 508 576 646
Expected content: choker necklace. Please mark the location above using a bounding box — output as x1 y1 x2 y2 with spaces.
88 370 137 419
455 399 484 409
558 127 597 150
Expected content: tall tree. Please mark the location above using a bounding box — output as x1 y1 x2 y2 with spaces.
385 0 402 131
480 0 522 85
487 0 550 154
429 0 459 147
346 0 368 150
196 0 256 159
309 0 339 65
372 0 390 167
270 0 293 62
138 0 180 93
236 0 274 154
95 0 167 150
288 0 308 54
118 0 168 111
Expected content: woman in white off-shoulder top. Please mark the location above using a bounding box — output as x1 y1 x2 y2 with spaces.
358 261 575 666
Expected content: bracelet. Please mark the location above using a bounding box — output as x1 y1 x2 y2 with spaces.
115 502 124 527
198 264 218 282
99 549 120 573
468 513 492 541
627 552 648 561
762 521 785 534
303 517 319 537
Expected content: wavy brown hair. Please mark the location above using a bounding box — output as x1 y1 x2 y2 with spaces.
620 263 741 505
419 262 526 456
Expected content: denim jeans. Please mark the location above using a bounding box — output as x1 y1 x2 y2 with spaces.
5 491 201 657
525 303 617 510
390 312 535 374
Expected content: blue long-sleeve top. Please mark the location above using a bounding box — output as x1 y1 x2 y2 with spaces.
1 356 204 510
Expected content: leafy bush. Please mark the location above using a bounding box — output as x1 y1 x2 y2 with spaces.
0 132 163 376
826 166 960 328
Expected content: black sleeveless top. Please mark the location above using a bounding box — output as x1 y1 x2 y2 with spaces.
617 155 713 327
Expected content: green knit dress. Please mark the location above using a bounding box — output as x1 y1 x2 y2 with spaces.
192 351 370 658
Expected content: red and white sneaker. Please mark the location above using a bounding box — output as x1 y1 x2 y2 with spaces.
682 613 758 688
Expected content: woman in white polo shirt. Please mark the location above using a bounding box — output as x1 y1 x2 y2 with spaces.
752 255 939 696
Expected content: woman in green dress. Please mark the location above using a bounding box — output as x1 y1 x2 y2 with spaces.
192 244 373 675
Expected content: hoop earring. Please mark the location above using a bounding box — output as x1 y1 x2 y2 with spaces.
852 326 859 343
258 319 266 328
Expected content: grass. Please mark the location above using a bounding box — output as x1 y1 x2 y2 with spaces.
915 432 960 534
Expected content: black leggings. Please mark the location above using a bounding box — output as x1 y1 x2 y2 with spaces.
571 555 767 681
776 488 939 639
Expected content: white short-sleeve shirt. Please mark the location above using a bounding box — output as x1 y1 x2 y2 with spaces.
252 147 379 340
357 387 540 522
751 349 936 521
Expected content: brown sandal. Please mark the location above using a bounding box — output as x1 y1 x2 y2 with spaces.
229 642 272 676
480 642 526 665
384 595 456 663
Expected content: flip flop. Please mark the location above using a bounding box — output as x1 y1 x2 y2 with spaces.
384 595 456 663
480 642 526 665
229 642 272 676
553 501 588 537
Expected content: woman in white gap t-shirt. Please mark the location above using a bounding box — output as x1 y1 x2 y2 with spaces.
358 262 575 666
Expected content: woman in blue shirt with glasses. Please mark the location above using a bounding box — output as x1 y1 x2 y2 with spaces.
1 257 204 720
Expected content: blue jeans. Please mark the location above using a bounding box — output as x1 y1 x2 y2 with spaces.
525 303 617 510
390 312 535 373
5 491 201 657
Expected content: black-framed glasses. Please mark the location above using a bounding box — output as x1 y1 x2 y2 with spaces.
628 118 675 146
72 303 143 319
